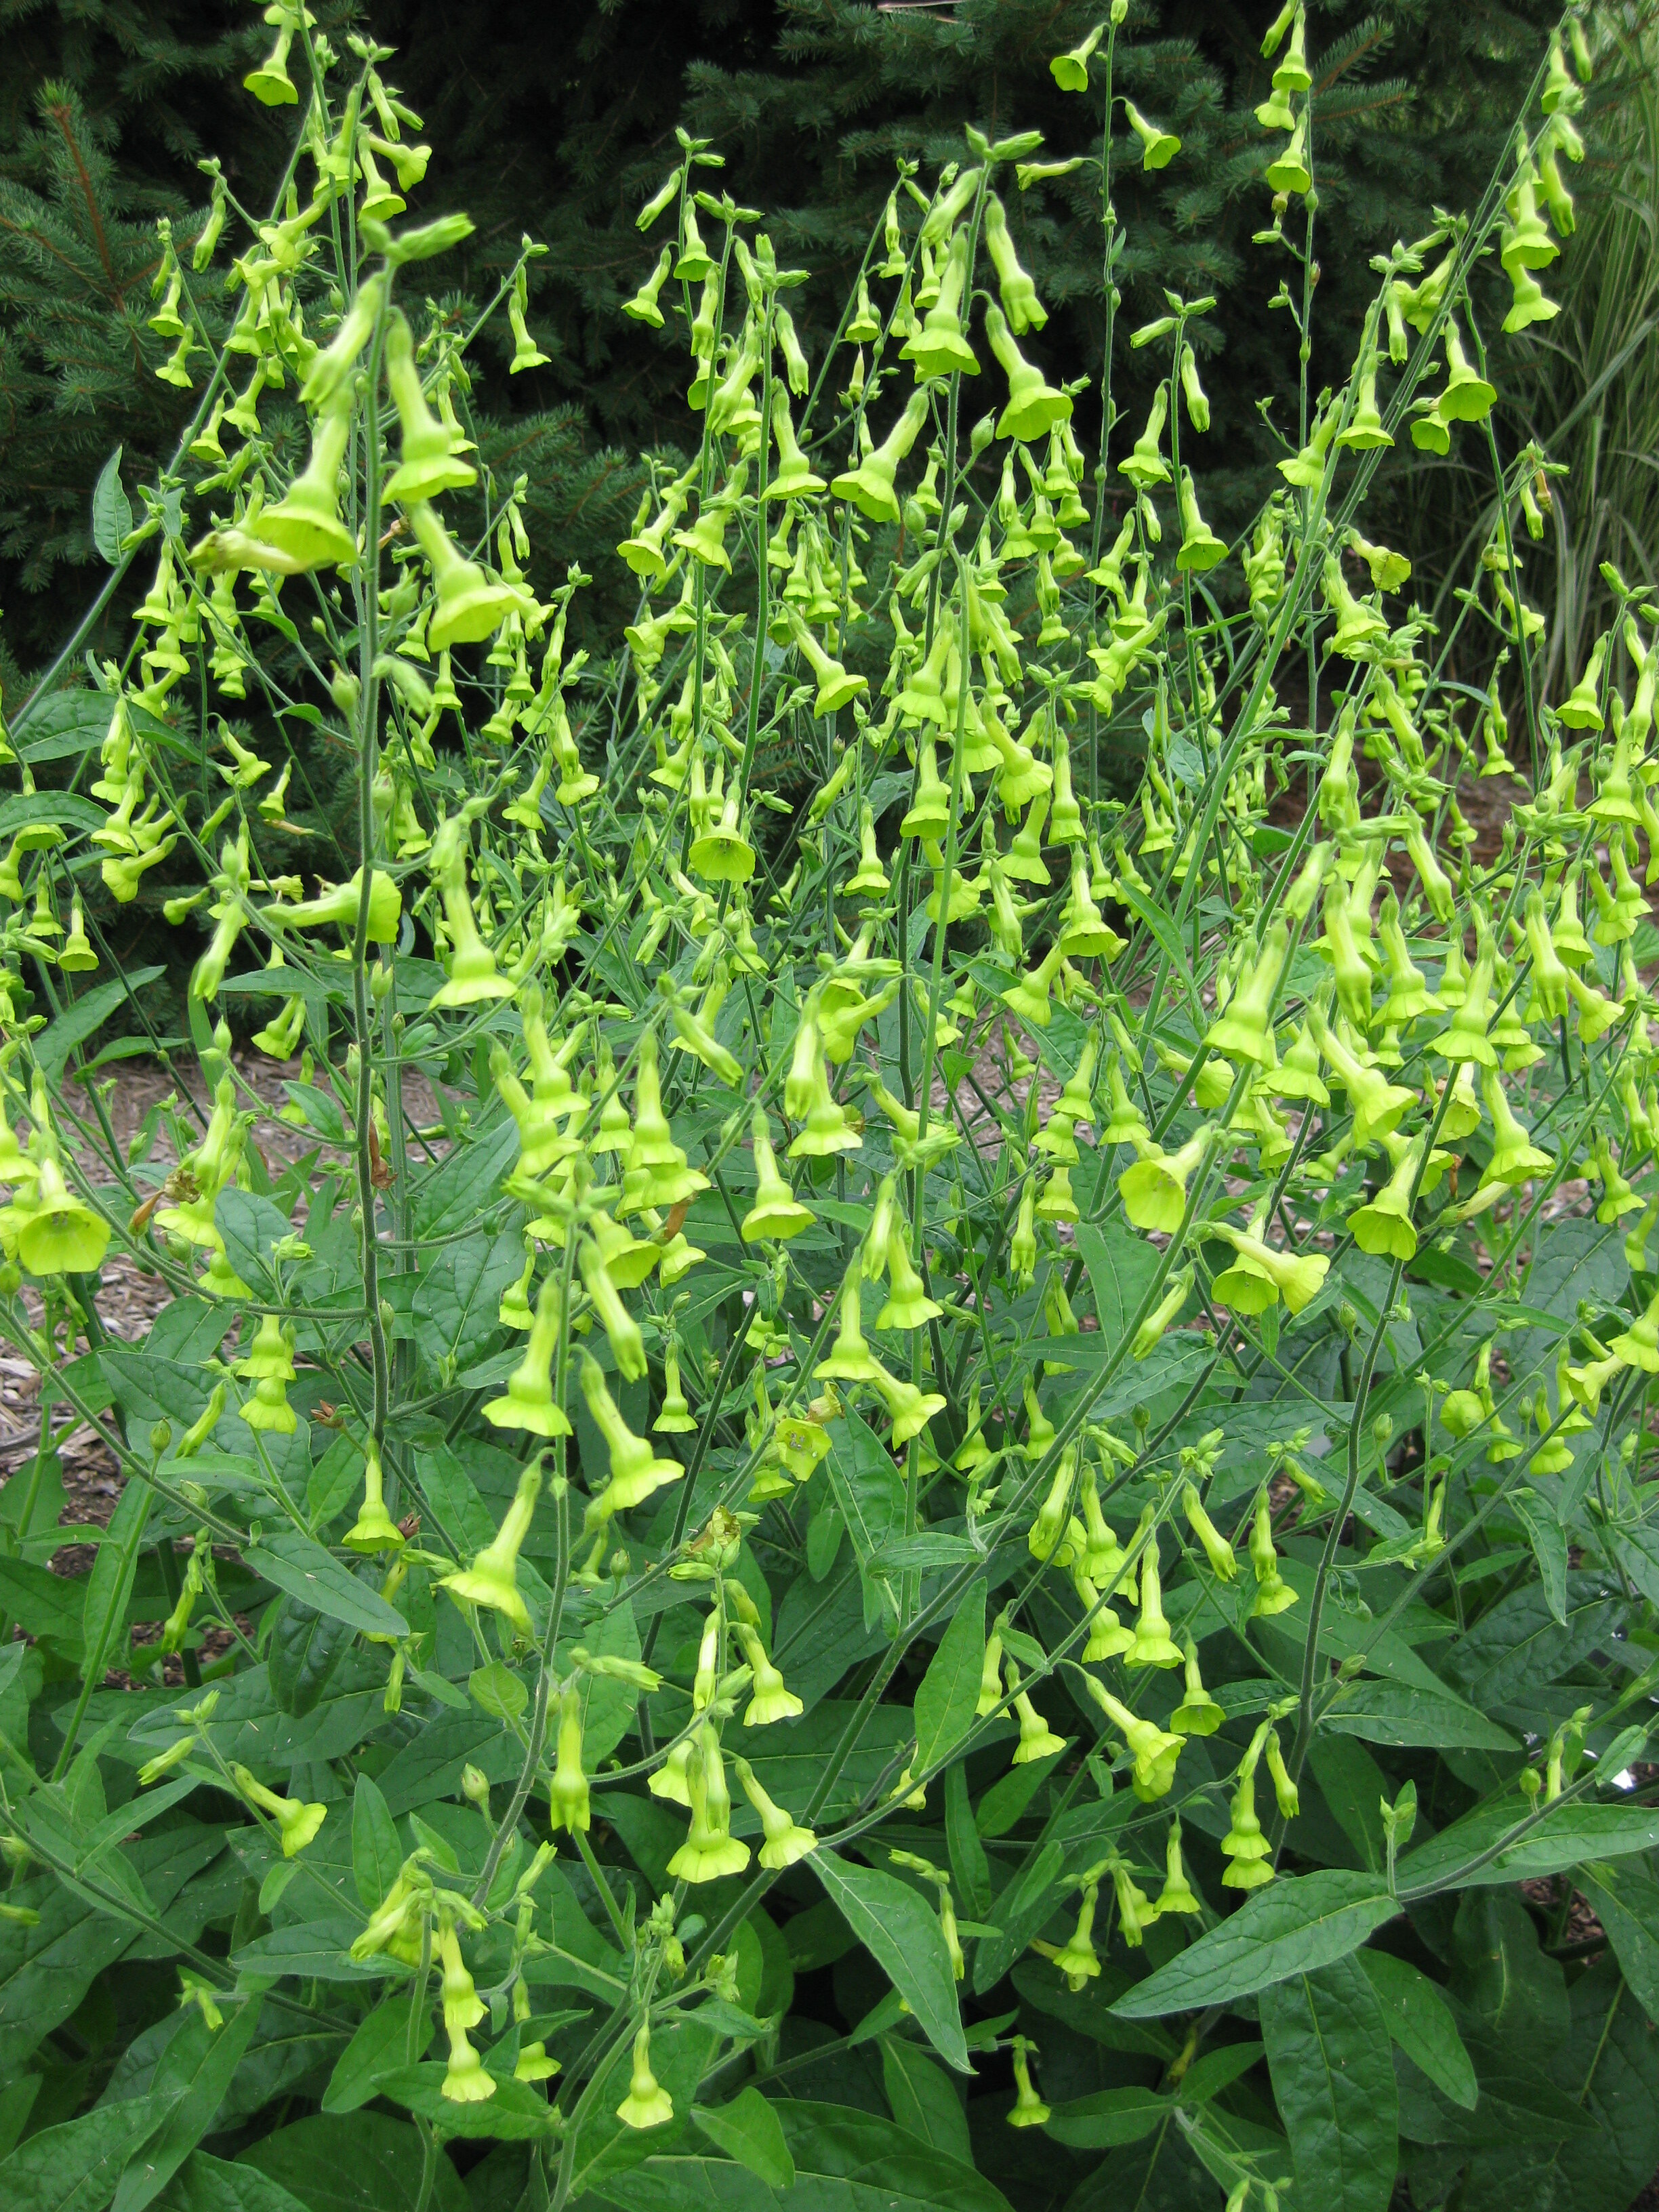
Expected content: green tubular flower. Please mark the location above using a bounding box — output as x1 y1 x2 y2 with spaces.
1110 1857 1156 1946
1155 1822 1202 1916
1033 1880 1101 1990
668 1725 752 1883
1011 1687 1068 1765
1170 1637 1225 1736
1182 1481 1237 1581
1126 1534 1183 1671
735 1624 803 1726
1248 1492 1298 1618
441 1460 543 1636
734 1757 817 1869
14 1152 109 1278
579 1353 684 1516
1119 1126 1214 1235
1007 2037 1049 2128
343 1437 405 1554
484 1273 572 1437
578 1234 648 1382
549 1679 591 1835
1221 1732 1274 1890
616 2018 674 2130
230 1764 327 1857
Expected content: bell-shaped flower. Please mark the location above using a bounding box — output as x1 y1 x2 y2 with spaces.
1221 1735 1274 1889
1120 386 1172 489
1248 1490 1298 1616
735 1623 803 1726
343 1437 405 1554
1348 1132 1427 1261
1175 467 1226 571
485 1274 573 1437
1170 1637 1225 1736
1126 1534 1183 1669
14 1151 110 1277
616 2017 674 2131
1083 1677 1183 1799
740 1109 813 1242
876 1211 943 1330
668 1725 752 1883
1265 1727 1300 1820
1033 1881 1101 1991
244 5 300 104
549 1679 591 1835
1183 1481 1237 1580
1008 2036 1049 2128
230 1763 327 1856
1155 1821 1202 1915
578 1235 648 1382
901 226 979 380
1309 1007 1415 1147
1011 1685 1069 1765
985 304 1071 443
382 311 476 503
1050 22 1103 89
1120 1125 1214 1233
832 390 930 525
580 1353 683 1517
734 1756 817 1868
1210 1212 1329 1315
407 500 523 651
440 1460 543 1637
1206 920 1288 1065
868 1361 945 1446
1132 1267 1193 1360
428 832 513 1008
1609 1286 1659 1375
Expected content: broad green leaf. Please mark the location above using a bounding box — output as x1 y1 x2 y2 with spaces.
588 2102 1016 2212
266 1597 349 1718
372 2062 559 2139
92 446 132 560
972 1837 1065 1994
1359 1952 1476 2109
813 1851 970 2072
35 968 165 1080
0 1556 86 1652
411 1229 520 1370
0 2097 157 2212
944 1763 991 1921
974 1747 1062 1839
242 1532 408 1639
1511 1492 1568 1625
1261 1957 1397 2212
878 2037 972 2164
1580 1861 1659 2024
350 1774 401 1911
1045 2085 1172 2148
691 2087 797 2186
1176 2041 1266 2104
1077 1219 1161 1360
1112 1871 1400 2017
1398 1797 1659 1891
912 1582 985 1778
237 2113 468 2212
824 1410 905 1629
112 1995 266 2212
1319 1676 1517 1751
155 2152 310 2212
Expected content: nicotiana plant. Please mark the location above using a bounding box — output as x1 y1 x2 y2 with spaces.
0 9 1654 2212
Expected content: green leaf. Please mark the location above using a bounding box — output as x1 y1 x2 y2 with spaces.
1359 1952 1476 2109
0 2097 157 2212
242 1532 408 1639
1579 1861 1659 2024
1046 2085 1172 2148
113 1996 266 2212
0 1557 86 1653
972 1837 1066 1994
691 2087 797 2186
266 1598 349 1719
350 1773 401 1912
35 969 165 1082
824 1410 905 1628
372 2063 559 2139
1320 1676 1517 1751
411 1229 520 1371
913 1583 985 1778
92 447 132 563
155 2152 310 2212
237 2114 468 2212
1398 1797 1659 1890
1261 1957 1397 2212
878 2037 972 2164
1112 1871 1400 2017
1077 1220 1162 1359
812 1851 970 2073
944 1763 991 1921
974 1747 1062 1839
590 2102 1016 2212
